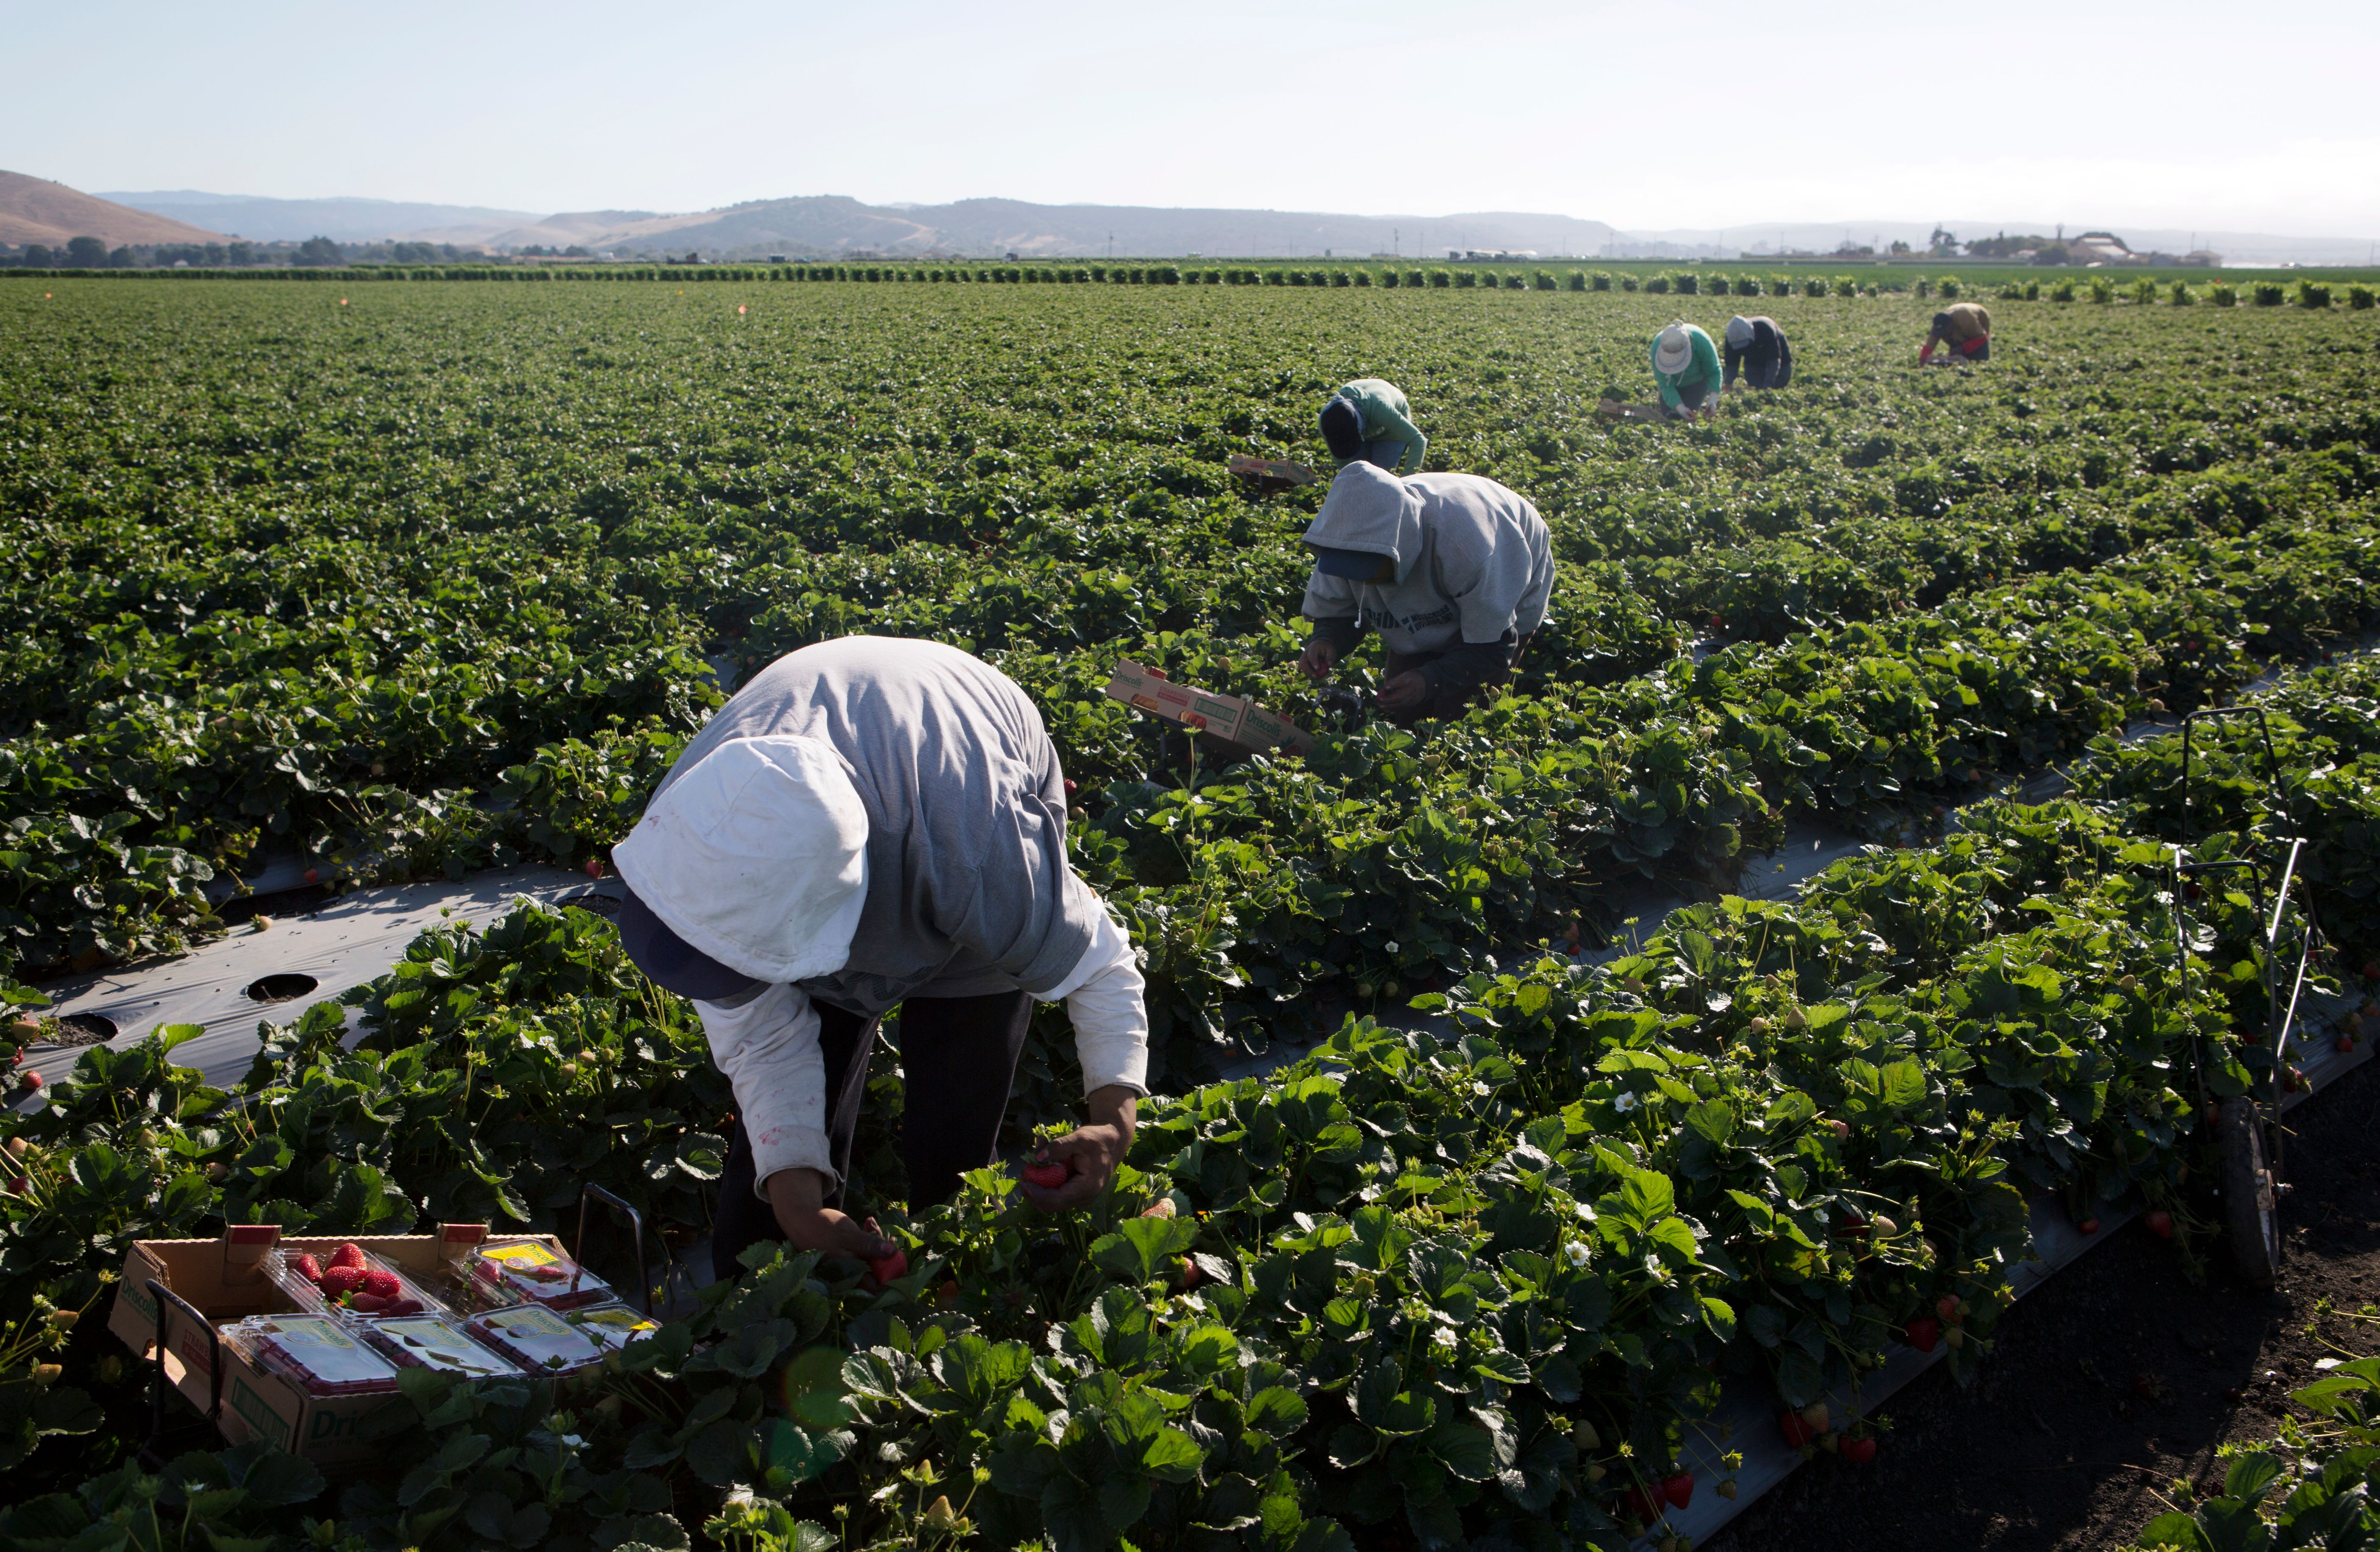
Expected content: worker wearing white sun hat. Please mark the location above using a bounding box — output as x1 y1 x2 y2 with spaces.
1651 322 1723 420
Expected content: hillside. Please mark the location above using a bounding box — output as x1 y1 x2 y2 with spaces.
96 190 547 244
503 196 1624 260
0 171 228 247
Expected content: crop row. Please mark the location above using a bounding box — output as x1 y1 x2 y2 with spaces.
12 644 2379 1543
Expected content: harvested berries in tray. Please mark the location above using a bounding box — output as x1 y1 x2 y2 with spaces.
267 1241 437 1318
467 1239 613 1312
227 1314 400 1398
360 1314 521 1377
464 1303 609 1375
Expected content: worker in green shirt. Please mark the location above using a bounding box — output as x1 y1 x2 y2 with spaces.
1319 378 1427 473
1650 322 1722 420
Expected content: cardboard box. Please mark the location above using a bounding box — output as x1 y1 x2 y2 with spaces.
111 1223 564 1465
1101 661 1314 758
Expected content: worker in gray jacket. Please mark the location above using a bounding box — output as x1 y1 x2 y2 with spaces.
611 636 1149 1281
1295 461 1555 723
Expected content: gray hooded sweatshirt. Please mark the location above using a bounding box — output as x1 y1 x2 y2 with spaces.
1300 463 1554 669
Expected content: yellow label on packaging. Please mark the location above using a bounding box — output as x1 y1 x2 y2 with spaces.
481 1242 562 1269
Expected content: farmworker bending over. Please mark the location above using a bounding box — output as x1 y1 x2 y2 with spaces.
611 637 1149 1284
1320 377 1428 474
1651 322 1723 419
1723 314 1793 390
1921 302 1992 364
1296 461 1554 724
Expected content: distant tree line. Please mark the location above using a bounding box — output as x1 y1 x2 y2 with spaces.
0 235 501 269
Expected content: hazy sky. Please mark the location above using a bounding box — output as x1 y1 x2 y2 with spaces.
9 0 2376 234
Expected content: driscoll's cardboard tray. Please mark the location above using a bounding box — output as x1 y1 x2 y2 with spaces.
1101 661 1315 757
110 1222 566 1465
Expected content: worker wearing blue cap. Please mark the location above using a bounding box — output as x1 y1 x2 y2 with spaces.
1296 462 1554 723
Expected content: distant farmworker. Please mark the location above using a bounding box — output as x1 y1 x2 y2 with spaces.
1651 322 1722 419
1921 302 1992 365
1723 314 1794 390
1295 461 1554 724
1319 378 1428 474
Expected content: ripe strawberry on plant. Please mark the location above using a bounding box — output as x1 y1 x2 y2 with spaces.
1661 1473 1693 1508
1840 1435 1878 1465
867 1247 908 1286
1903 1315 1940 1353
2144 1210 2174 1239
1779 1409 1819 1448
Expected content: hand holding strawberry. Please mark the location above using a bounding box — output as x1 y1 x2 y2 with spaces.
1019 1085 1138 1213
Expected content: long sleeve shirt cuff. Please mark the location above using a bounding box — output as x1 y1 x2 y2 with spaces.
694 981 839 1201
1032 902 1150 1096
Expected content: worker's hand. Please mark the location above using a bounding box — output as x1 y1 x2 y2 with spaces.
1299 637 1339 681
762 1167 897 1265
1022 1085 1138 1212
1376 670 1430 716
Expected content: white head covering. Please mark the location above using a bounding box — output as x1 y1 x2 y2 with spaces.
1725 316 1755 349
1653 323 1695 375
612 735 870 984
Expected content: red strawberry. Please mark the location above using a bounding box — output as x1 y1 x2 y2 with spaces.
524 1264 568 1281
2363 962 2379 981
291 1253 325 1285
1840 1436 1878 1465
2145 1210 2174 1239
6 1176 25 1195
1779 1410 1818 1448
867 1247 908 1286
1063 779 1078 798
303 867 320 885
1904 1316 1940 1353
330 1242 366 1271
381 1298 424 1316
2078 1216 2101 1235
1022 1161 1072 1190
350 1291 390 1312
1661 1473 1694 1508
1937 1295 1965 1324
2338 1036 2358 1054
1623 1485 1663 1523
322 1265 365 1296
19 1071 41 1092
361 1269 401 1298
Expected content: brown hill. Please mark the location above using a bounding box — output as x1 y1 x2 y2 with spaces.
0 171 230 247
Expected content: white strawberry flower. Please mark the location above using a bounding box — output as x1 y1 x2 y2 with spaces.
1613 1091 1640 1113
1565 1241 1591 1268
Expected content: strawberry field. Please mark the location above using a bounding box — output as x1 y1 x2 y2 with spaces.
2 277 2378 1552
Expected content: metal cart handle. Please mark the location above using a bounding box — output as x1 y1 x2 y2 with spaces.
143 1278 224 1465
575 1182 652 1315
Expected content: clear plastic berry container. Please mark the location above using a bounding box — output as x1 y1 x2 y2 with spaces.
359 1314 522 1377
464 1302 608 1375
565 1301 659 1355
229 1314 401 1398
265 1242 444 1321
467 1239 613 1312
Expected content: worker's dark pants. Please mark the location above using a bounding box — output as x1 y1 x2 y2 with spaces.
1740 355 1792 389
1962 337 1990 363
713 989 1034 1282
1382 632 1531 726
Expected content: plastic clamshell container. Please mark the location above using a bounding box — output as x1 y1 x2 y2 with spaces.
468 1239 613 1312
229 1314 400 1398
567 1301 659 1355
360 1314 522 1377
264 1244 444 1321
465 1303 608 1375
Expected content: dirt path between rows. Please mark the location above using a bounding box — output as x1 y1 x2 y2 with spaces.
1707 1055 2380 1552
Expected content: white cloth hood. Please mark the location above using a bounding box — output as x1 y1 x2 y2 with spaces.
1303 461 1424 584
612 734 870 985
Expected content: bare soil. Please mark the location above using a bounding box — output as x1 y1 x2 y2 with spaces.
1707 1055 2380 1552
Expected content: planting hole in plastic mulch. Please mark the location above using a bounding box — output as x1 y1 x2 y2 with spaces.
46 1013 117 1048
556 892 620 918
246 973 320 1004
